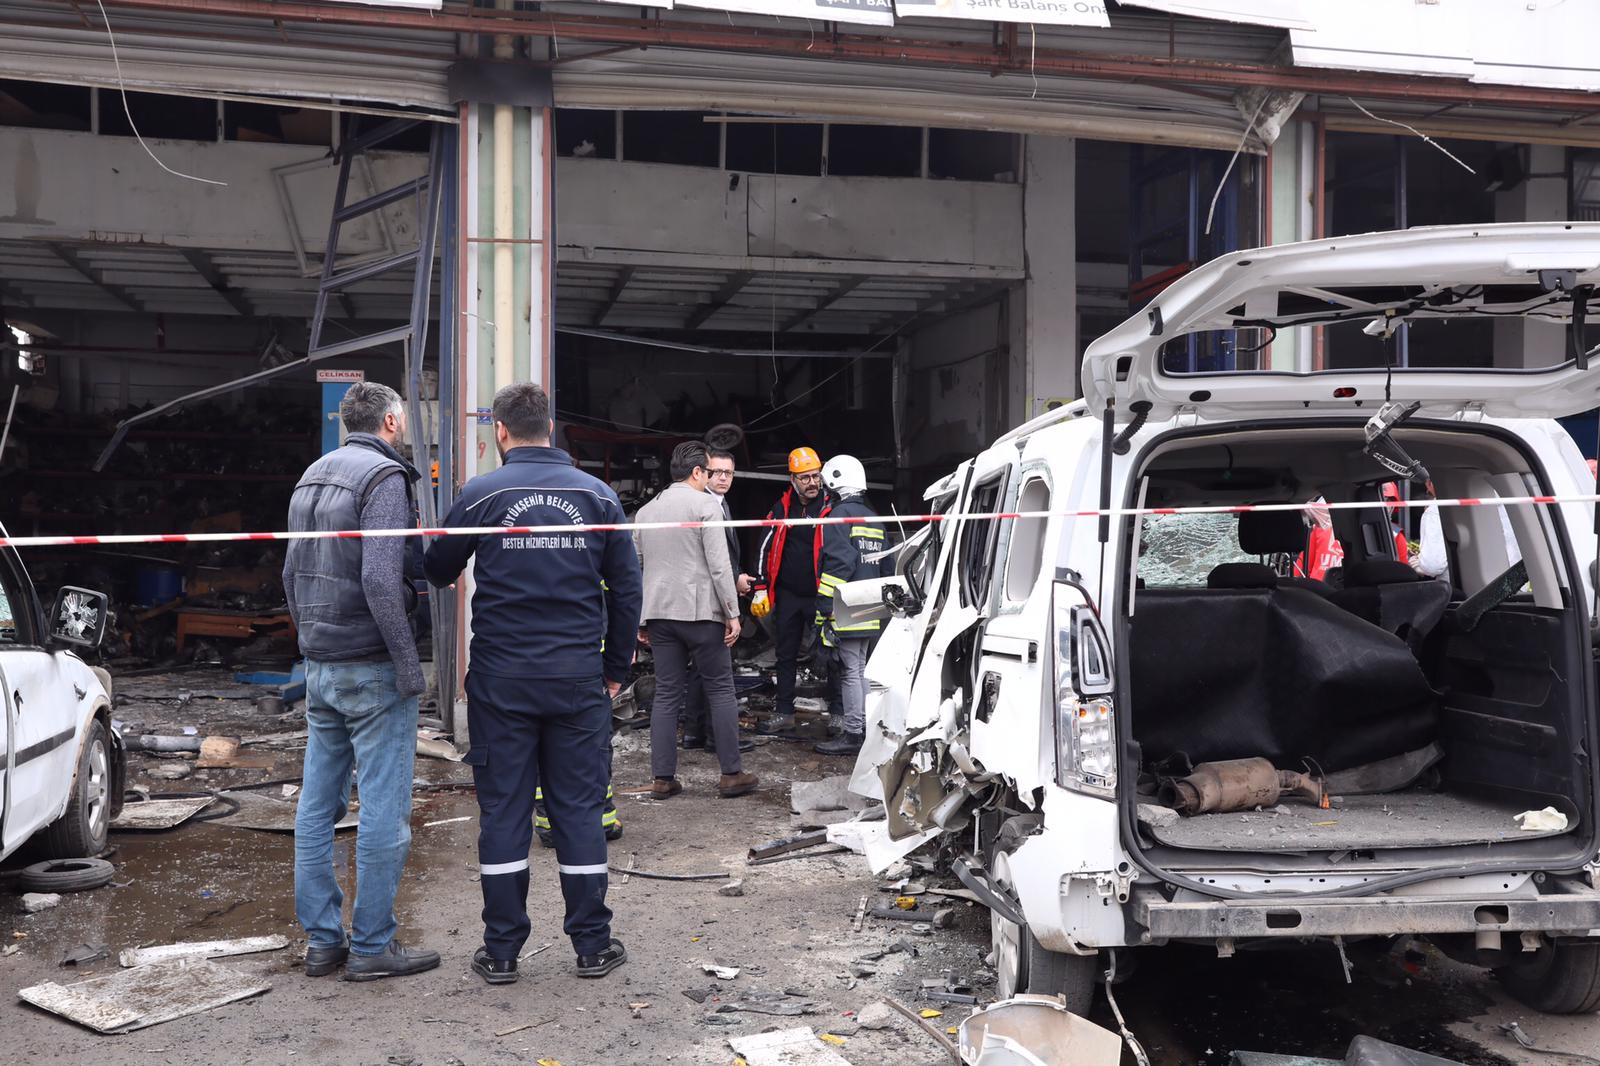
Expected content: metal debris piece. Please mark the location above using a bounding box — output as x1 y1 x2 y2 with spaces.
19 956 270 1034
608 864 727 882
747 830 830 863
212 790 357 833
851 896 868 933
119 935 289 969
719 879 746 897
959 994 1122 1066
702 962 741 980
111 796 214 831
494 1018 553 1037
924 991 979 1005
855 1003 895 1030
417 731 464 762
683 987 716 1004
59 943 110 967
881 997 960 1062
142 763 194 782
423 816 471 828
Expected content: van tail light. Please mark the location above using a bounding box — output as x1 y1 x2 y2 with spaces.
1052 582 1117 797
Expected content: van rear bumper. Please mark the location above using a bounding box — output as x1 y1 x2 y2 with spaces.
1131 885 1600 941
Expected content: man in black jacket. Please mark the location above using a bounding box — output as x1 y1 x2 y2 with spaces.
424 382 643 987
284 381 440 982
754 447 830 719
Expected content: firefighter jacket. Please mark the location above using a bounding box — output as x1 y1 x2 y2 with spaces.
756 487 830 607
815 492 884 633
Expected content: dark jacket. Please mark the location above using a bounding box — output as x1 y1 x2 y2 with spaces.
284 433 420 662
423 446 643 683
756 487 830 606
816 492 884 633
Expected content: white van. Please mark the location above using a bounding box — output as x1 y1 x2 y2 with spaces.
845 223 1600 1015
0 526 122 866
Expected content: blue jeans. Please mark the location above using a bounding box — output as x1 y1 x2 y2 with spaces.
294 659 419 956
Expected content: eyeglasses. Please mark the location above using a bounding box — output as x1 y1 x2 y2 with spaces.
708 469 734 479
794 473 822 484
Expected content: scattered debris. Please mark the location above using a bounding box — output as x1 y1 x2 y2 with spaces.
717 992 818 1017
494 1018 553 1037
925 991 979 1005
212 790 357 833
608 864 727 882
748 830 830 864
111 795 213 831
719 879 746 897
422 816 471 828
848 961 878 978
119 935 289 968
881 996 960 1061
959 994 1123 1066
417 730 464 762
1135 803 1179 829
703 962 741 980
791 776 869 816
2 944 20 958
683 987 717 1004
142 763 194 781
19 956 270 1034
20 893 62 914
123 734 202 753
1515 807 1569 832
1498 1022 1600 1066
196 736 276 770
281 784 300 799
517 944 552 963
728 1026 852 1066
59 943 110 967
851 896 868 933
855 1003 895 1030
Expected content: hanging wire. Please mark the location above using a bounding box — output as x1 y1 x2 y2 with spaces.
1346 98 1477 174
1204 92 1269 236
92 0 226 187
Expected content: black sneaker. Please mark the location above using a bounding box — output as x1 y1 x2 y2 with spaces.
472 946 518 985
342 940 441 982
304 941 348 977
681 733 707 750
576 938 628 979
815 732 864 756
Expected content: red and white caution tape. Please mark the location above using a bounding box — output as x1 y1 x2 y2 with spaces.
1 493 1596 551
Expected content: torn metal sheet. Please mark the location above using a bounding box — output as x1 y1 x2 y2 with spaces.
790 775 868 815
119 935 289 968
416 731 464 762
729 1026 853 1066
110 796 214 832
19 956 270 1033
958 994 1122 1066
213 790 357 834
828 816 941 875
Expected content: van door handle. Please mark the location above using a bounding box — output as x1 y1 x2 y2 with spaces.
12 691 21 709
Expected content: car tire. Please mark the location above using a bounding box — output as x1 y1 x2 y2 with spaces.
17 857 115 893
988 839 1098 1014
1498 940 1600 1014
38 718 112 860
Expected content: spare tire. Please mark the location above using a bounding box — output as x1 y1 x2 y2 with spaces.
18 857 115 893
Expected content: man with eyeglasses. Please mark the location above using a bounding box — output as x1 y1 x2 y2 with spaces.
753 448 832 722
683 447 757 753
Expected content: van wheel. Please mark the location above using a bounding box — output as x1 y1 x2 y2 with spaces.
38 719 111 860
1498 941 1600 1014
988 848 1097 1012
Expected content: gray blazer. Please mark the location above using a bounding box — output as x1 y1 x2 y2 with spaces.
635 481 739 623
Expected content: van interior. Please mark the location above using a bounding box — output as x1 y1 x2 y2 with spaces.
1124 424 1593 864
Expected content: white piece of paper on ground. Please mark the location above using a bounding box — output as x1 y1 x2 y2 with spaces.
118 934 289 968
20 956 270 1033
729 1027 852 1066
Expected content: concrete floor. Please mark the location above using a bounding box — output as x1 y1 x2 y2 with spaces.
2 696 1599 1064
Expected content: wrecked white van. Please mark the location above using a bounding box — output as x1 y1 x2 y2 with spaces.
842 223 1600 1015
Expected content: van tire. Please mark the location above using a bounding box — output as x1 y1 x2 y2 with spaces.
1021 930 1097 1014
1498 941 1600 1014
38 719 111 860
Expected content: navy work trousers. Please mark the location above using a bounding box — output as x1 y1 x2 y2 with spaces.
465 671 613 960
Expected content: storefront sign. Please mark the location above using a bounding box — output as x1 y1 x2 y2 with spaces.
676 0 894 27
894 0 1107 27
315 369 366 383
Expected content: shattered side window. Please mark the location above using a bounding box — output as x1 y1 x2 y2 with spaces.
0 582 14 643
1139 513 1247 587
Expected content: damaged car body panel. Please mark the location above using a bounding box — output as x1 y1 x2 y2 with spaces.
840 223 1600 1015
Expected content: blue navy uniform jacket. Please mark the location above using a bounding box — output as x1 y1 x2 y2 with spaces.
423 445 643 684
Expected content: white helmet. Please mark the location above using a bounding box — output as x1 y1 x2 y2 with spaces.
822 454 867 495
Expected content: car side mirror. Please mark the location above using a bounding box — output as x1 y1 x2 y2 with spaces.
49 587 108 650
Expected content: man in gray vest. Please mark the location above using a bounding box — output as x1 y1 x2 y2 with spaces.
283 381 440 982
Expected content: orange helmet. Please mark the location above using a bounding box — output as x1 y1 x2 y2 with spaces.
787 447 821 474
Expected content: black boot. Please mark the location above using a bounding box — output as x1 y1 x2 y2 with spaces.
471 946 518 985
576 938 628 978
815 732 863 756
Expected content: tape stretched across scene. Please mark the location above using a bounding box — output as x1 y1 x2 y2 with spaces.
1 493 1596 551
